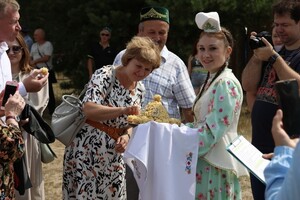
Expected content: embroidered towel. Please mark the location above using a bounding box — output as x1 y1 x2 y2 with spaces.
124 121 199 200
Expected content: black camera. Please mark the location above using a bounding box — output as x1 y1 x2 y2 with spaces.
249 31 273 50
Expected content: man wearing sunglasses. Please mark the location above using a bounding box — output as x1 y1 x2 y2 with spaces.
86 27 117 79
0 0 48 97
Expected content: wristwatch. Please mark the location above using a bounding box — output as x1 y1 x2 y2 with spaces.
6 115 20 122
268 52 280 66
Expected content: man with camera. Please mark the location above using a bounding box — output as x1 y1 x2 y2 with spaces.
244 28 283 112
242 1 300 199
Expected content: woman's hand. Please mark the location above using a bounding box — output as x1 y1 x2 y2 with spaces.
4 91 25 118
125 105 140 115
115 133 130 153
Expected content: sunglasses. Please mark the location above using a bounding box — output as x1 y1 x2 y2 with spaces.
101 33 110 37
6 45 23 54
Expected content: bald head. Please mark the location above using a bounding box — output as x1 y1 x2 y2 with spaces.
33 28 46 43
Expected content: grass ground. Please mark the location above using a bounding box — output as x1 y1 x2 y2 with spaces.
42 75 254 199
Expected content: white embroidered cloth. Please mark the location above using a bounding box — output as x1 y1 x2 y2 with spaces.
124 121 199 200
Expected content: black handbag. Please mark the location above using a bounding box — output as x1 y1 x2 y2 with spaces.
14 104 56 194
48 69 57 83
21 104 57 160
14 156 32 195
21 104 55 143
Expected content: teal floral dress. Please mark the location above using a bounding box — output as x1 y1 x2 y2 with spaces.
187 68 246 200
0 124 24 200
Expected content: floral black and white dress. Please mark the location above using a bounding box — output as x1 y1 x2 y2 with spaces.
62 66 144 199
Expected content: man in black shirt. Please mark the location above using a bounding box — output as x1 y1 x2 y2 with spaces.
87 27 117 78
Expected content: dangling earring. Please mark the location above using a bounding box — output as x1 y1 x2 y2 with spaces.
225 58 229 67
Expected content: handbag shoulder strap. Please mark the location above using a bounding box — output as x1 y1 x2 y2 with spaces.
37 45 49 68
79 66 116 101
104 66 116 99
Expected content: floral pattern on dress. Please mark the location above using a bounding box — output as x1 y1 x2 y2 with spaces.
0 124 24 200
191 69 243 200
62 66 144 200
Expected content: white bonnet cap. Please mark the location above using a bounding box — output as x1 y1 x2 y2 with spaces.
195 12 221 32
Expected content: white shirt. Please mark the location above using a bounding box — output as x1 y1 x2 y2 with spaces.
30 41 53 69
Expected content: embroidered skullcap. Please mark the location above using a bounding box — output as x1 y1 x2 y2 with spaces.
102 27 111 33
140 6 169 24
195 12 221 32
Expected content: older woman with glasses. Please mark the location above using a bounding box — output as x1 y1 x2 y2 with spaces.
7 33 49 200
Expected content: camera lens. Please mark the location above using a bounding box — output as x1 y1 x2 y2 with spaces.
249 37 265 49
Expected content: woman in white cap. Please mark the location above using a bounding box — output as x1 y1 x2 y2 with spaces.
187 12 248 199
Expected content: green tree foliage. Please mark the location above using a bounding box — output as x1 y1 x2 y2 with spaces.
19 0 277 90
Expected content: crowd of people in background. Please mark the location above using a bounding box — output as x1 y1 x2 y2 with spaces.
0 0 300 199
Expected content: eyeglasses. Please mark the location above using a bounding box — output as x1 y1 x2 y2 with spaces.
101 33 110 37
6 45 23 54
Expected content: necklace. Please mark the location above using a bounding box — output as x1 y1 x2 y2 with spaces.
12 73 19 81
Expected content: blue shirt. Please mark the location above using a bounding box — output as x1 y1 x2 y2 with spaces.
264 142 300 199
24 35 33 51
114 46 195 119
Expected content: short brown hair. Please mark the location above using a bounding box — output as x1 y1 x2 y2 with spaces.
273 0 300 23
121 36 161 70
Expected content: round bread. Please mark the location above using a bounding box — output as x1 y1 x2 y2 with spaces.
41 67 48 75
127 94 181 126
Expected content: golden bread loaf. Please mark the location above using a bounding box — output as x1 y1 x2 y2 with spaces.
128 94 181 126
